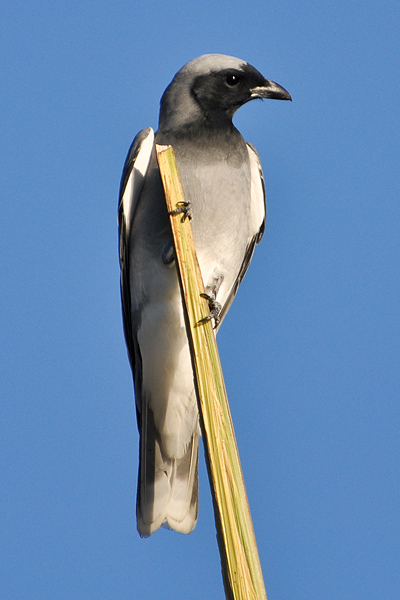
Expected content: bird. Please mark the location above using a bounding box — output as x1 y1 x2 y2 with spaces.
118 54 291 537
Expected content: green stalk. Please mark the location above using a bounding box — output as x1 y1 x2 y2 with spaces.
156 144 268 600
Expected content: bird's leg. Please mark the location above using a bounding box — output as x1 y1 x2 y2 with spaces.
198 286 222 329
169 200 192 222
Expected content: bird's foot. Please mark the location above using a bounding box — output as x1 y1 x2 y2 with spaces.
169 201 192 222
198 292 222 329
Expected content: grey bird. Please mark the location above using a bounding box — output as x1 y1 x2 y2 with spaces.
118 54 291 537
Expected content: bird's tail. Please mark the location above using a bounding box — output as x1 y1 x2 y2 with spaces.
136 406 199 537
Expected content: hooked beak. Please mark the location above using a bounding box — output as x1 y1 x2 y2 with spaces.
250 79 292 101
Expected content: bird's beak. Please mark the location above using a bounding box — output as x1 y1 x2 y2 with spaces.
250 79 292 101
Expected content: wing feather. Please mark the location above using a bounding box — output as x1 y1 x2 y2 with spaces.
118 127 154 373
246 141 266 243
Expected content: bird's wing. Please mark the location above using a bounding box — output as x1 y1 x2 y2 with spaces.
218 142 266 324
118 127 154 371
118 128 200 535
246 141 266 244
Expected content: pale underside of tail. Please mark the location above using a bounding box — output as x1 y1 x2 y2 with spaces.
133 262 201 537
137 403 200 537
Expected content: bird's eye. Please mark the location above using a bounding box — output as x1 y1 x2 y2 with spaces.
225 74 240 87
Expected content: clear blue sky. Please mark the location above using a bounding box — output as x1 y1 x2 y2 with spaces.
1 1 399 599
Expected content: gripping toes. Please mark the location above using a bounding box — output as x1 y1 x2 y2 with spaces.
169 201 193 222
198 293 222 328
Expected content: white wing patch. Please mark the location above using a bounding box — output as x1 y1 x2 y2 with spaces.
246 142 266 238
121 128 154 237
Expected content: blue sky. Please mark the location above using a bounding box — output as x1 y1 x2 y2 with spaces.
1 1 399 598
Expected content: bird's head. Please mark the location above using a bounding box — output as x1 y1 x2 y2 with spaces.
159 54 291 132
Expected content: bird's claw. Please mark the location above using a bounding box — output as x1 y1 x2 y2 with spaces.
169 201 192 222
198 293 222 329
